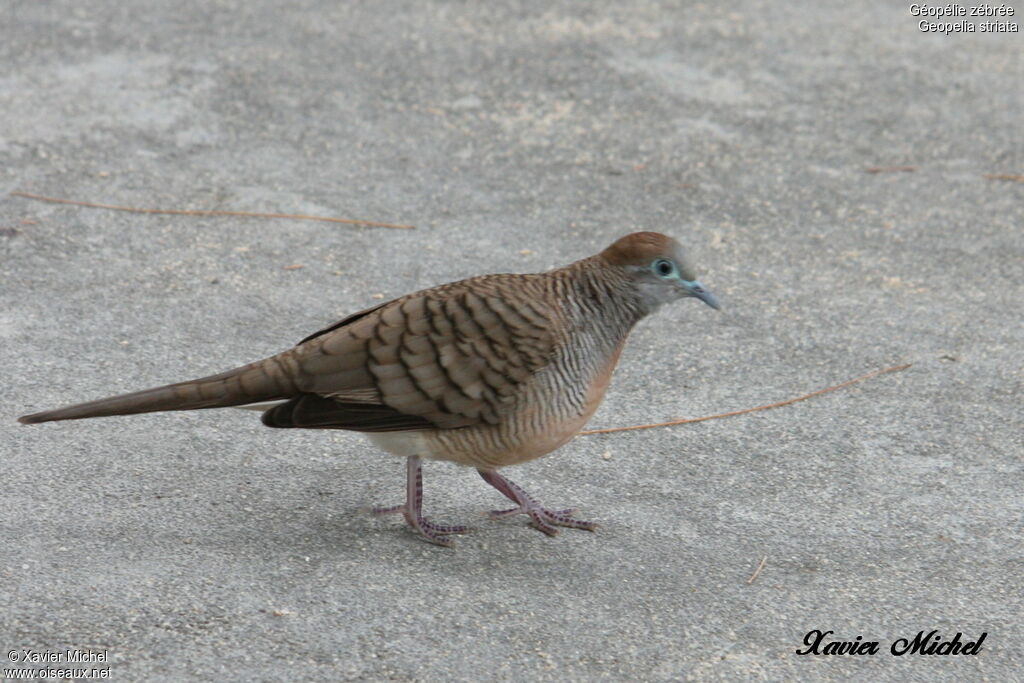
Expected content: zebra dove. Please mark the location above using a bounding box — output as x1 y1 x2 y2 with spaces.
19 232 719 546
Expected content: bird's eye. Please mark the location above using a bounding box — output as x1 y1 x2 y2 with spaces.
653 259 674 277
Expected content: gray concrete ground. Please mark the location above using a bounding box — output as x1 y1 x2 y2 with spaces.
2 1 1021 680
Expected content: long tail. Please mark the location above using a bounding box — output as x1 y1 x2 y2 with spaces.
18 357 297 424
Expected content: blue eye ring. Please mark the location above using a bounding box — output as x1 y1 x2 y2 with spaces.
653 258 675 278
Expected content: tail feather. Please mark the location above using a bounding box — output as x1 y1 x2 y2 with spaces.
18 357 296 425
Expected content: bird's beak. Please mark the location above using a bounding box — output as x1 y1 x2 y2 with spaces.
681 280 721 310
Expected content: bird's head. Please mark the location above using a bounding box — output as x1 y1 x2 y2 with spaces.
600 232 720 313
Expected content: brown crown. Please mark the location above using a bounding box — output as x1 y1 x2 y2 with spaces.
599 232 678 267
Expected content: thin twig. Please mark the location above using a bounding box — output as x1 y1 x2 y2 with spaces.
579 363 912 436
747 555 768 584
865 166 916 174
10 191 415 230
983 173 1024 183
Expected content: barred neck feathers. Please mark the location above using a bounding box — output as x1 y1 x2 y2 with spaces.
555 256 646 333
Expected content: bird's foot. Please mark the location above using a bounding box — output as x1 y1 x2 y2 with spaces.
370 503 469 548
478 470 598 536
488 503 598 536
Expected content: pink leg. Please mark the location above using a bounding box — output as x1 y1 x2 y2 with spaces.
478 470 598 536
371 456 469 547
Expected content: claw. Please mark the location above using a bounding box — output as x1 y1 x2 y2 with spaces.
478 470 598 536
371 456 471 547
370 459 595 546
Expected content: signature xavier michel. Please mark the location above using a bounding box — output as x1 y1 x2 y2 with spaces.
796 629 987 656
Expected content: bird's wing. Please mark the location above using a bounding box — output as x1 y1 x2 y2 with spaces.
263 274 563 432
296 301 390 345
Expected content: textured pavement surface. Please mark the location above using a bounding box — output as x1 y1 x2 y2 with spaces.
2 1 1021 680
